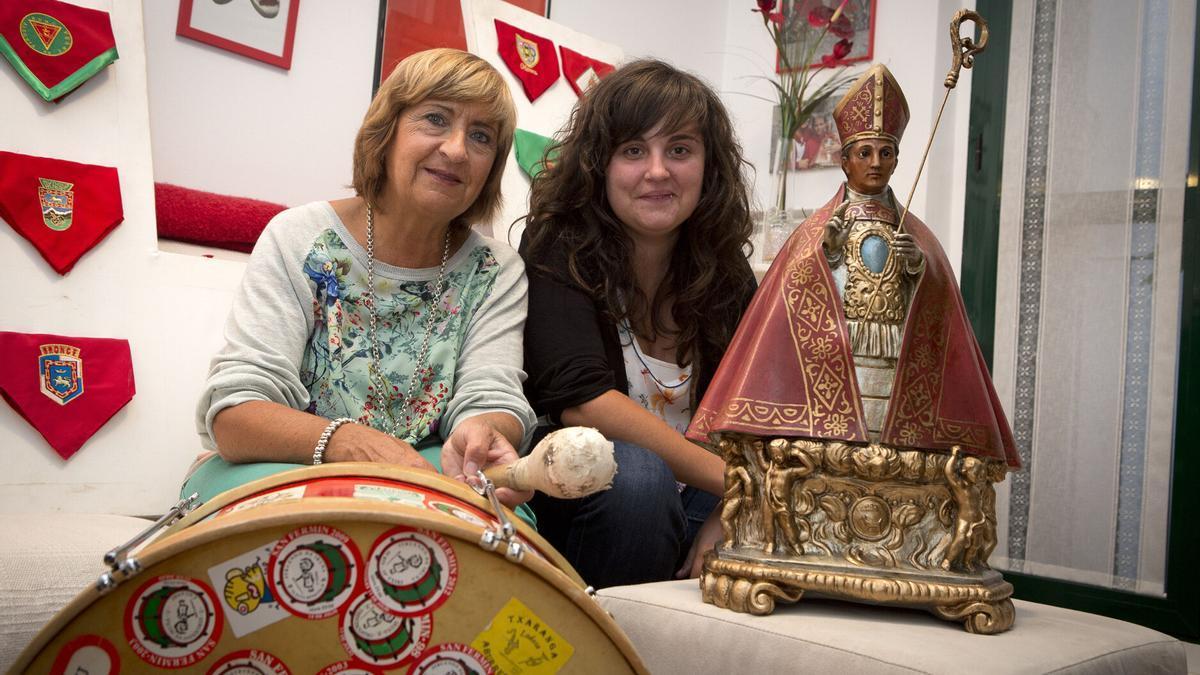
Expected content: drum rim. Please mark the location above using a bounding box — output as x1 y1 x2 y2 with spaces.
169 461 579 582
13 500 650 675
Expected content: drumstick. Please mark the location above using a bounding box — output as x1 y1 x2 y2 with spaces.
483 427 616 499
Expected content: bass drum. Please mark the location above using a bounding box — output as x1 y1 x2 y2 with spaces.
14 463 648 674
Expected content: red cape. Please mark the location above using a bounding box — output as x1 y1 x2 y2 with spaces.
688 187 1019 467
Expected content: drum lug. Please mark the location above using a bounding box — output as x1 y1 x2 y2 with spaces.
474 471 525 564
96 493 200 593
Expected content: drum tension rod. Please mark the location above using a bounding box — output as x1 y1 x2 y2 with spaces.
473 470 525 563
96 492 201 593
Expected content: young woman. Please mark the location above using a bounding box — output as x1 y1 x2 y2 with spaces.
520 59 758 587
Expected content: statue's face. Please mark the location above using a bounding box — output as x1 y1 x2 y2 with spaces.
841 139 898 194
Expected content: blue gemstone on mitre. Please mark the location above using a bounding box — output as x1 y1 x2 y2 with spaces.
861 235 889 273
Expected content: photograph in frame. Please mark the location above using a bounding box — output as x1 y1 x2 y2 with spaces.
177 0 301 70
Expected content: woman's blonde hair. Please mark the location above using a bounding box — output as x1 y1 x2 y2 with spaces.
353 48 516 230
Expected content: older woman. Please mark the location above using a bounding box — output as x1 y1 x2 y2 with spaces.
520 60 758 586
185 49 534 510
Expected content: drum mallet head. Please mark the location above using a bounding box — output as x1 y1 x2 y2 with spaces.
485 427 616 499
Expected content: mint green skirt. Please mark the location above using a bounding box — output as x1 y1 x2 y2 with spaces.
181 443 536 527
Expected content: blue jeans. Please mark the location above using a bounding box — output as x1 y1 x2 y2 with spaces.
529 440 718 589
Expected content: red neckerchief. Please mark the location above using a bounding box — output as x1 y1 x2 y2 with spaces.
0 331 135 460
559 46 613 97
0 0 118 102
0 151 123 274
494 19 560 102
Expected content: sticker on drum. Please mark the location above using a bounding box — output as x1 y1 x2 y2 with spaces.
315 661 385 675
472 597 574 675
365 526 458 616
123 575 223 669
207 543 289 637
219 485 306 516
269 525 362 620
352 483 429 507
49 634 120 675
338 592 432 668
426 499 490 527
411 643 496 675
206 648 291 674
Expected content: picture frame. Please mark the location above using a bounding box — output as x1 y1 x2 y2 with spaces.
177 0 301 70
777 0 875 73
375 0 548 90
768 93 844 173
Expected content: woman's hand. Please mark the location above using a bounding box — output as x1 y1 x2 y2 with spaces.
324 422 434 471
442 415 532 508
676 509 722 579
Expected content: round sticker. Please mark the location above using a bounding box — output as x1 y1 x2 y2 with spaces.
124 575 223 668
19 12 72 56
428 500 490 527
315 661 384 675
206 648 290 674
366 527 458 616
50 634 119 675
338 592 432 668
269 525 362 620
411 643 495 675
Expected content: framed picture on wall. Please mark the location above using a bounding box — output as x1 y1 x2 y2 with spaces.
177 0 301 70
374 0 547 90
778 0 875 72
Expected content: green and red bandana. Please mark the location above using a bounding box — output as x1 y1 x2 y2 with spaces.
0 0 118 103
494 19 559 103
0 151 124 274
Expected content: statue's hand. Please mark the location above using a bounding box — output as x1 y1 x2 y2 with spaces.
893 232 925 273
822 200 852 258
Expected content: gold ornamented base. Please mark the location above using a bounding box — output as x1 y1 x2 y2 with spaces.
701 551 1014 634
703 434 1016 634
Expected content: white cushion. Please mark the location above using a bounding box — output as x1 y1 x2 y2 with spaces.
0 513 151 671
597 579 1186 674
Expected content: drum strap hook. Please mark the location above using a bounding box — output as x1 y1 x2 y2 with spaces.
473 471 525 563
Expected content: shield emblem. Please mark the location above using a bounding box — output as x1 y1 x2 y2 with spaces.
38 178 74 231
515 34 539 73
39 344 84 404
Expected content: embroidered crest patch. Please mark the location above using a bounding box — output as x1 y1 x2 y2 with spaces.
39 343 83 404
38 177 73 230
19 12 72 56
515 34 539 73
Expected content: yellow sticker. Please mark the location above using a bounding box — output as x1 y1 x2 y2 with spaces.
471 597 574 674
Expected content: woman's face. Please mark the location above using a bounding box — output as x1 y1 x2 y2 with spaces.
385 98 498 224
605 121 705 246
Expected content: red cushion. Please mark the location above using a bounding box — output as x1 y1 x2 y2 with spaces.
155 182 286 253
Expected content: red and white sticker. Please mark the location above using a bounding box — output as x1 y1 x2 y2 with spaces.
411 643 495 675
219 485 306 516
124 575 223 669
50 634 119 675
338 592 432 669
427 499 491 528
315 661 384 675
269 525 362 620
206 648 290 674
365 527 458 616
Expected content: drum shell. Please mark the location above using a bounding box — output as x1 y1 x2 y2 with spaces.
14 464 647 674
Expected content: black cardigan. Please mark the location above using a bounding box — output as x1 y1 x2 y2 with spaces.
519 234 757 429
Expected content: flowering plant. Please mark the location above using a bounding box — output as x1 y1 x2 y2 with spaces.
755 0 858 211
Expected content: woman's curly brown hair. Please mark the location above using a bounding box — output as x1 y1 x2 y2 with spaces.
521 59 755 389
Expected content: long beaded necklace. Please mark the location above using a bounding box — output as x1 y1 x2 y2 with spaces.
621 321 689 393
364 202 452 438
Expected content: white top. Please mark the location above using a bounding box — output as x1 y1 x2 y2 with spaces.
618 322 693 435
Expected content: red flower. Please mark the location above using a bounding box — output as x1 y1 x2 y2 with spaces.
821 39 853 67
808 5 834 27
829 15 854 39
768 11 784 25
754 0 777 13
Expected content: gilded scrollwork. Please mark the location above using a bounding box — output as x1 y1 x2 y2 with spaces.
706 433 1013 634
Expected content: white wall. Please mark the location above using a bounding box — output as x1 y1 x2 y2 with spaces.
0 0 246 515
142 0 378 206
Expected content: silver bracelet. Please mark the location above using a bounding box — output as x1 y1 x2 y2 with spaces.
313 417 355 465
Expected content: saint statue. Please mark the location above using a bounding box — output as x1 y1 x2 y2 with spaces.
689 64 1020 634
